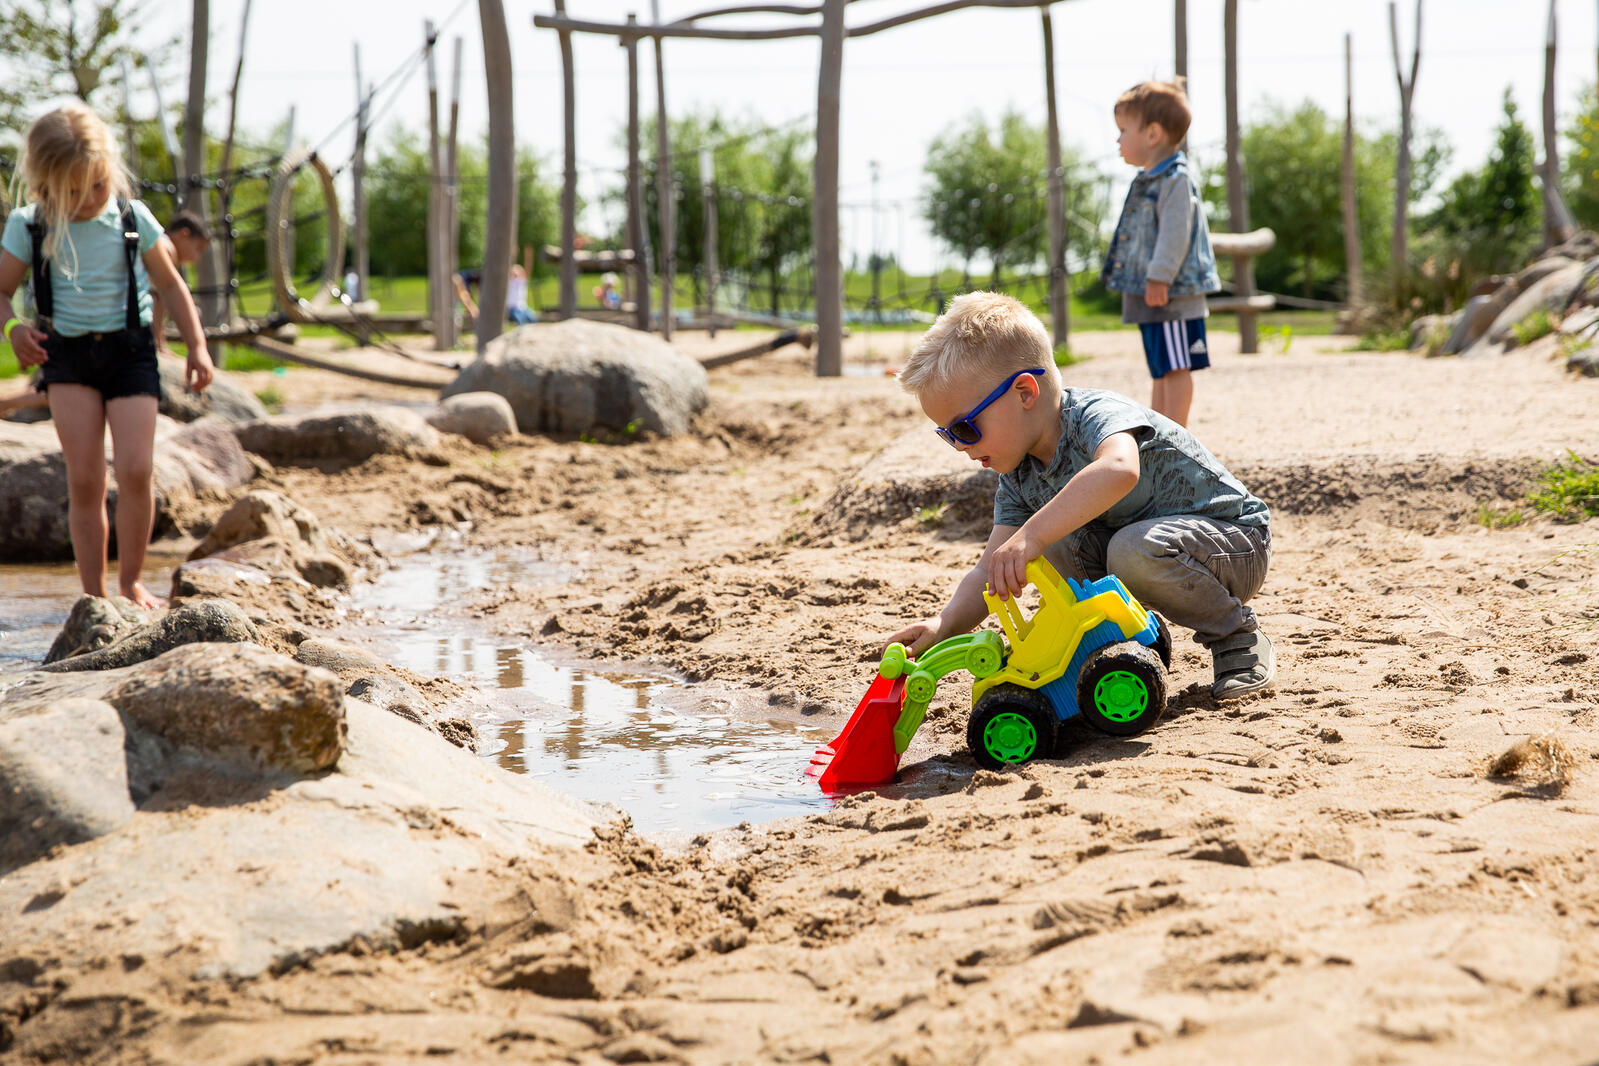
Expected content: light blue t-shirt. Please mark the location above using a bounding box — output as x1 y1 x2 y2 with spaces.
1 199 163 336
994 387 1270 532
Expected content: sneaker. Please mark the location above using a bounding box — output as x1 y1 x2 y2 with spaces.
1211 629 1275 701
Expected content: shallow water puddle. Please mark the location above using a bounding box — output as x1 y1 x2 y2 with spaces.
1 546 843 836
350 545 838 836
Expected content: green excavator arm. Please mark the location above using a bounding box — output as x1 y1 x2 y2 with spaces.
878 630 1006 754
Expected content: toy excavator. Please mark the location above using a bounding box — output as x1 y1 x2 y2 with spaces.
807 557 1171 788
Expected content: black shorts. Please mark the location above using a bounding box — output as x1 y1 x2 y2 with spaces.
36 326 161 402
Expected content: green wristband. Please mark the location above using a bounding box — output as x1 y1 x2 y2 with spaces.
2 317 17 343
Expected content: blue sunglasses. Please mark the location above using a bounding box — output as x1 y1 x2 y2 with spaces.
933 368 1044 448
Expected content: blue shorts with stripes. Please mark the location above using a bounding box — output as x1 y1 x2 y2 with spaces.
1138 318 1211 379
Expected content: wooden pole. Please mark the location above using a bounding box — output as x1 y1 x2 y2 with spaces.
813 0 845 377
1388 0 1420 287
216 0 254 336
625 15 652 330
1174 0 1188 151
1341 32 1362 310
1041 7 1068 350
1223 0 1256 354
443 34 464 350
352 45 370 305
479 0 516 352
701 147 720 337
652 0 675 340
555 0 579 319
1543 0 1577 246
425 21 447 349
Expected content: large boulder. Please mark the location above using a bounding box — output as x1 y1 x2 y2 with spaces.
0 699 135 874
232 406 443 466
1466 259 1587 356
294 637 473 747
425 390 518 444
0 417 254 562
43 595 153 663
157 358 270 424
2 642 346 777
443 318 708 438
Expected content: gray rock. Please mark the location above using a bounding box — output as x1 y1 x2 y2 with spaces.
1568 344 1599 377
44 595 151 664
3 642 346 775
157 358 270 424
0 418 254 563
0 699 135 874
295 637 470 746
443 318 708 438
0 697 605 980
38 598 259 673
1467 261 1587 356
232 407 442 465
1440 295 1495 355
425 391 518 444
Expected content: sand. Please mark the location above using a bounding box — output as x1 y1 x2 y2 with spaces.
9 326 1599 1063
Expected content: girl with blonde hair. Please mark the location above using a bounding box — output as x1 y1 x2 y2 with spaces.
0 103 214 610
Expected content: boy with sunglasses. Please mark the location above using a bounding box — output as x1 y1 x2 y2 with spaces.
886 291 1274 702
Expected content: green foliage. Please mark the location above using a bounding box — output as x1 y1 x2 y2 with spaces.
1413 89 1539 307
916 501 949 527
623 112 814 315
253 384 284 413
1052 343 1080 367
1474 503 1525 528
1529 451 1599 522
1196 100 1444 302
1348 326 1411 352
1563 86 1599 230
1511 308 1557 346
922 111 1102 289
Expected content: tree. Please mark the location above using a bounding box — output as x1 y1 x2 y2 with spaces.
627 111 813 314
1561 85 1599 230
1416 88 1538 302
0 0 176 134
922 110 1101 289
1197 101 1445 302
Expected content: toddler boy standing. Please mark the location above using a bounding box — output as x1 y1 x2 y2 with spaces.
885 292 1274 702
1102 79 1219 428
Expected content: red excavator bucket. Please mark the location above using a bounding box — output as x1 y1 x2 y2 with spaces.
806 674 908 790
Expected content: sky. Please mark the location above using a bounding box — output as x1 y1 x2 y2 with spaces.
125 0 1599 274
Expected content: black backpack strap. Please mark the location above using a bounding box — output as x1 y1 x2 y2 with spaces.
118 197 140 331
25 215 51 322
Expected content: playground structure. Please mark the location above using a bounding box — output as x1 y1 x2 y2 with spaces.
807 557 1171 788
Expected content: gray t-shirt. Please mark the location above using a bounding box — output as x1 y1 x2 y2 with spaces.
993 387 1269 531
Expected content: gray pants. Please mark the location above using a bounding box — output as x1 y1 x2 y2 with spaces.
1043 516 1271 648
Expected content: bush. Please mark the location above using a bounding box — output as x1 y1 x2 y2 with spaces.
1511 308 1558 347
1530 451 1599 522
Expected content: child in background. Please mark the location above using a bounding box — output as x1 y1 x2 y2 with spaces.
0 103 214 610
884 292 1275 702
1101 79 1220 428
150 210 211 356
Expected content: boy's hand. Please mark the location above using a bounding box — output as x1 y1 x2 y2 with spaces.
884 618 943 659
988 528 1044 601
186 346 215 393
1144 279 1169 307
10 325 49 368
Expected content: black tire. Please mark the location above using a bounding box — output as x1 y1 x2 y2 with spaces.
1150 612 1173 670
967 684 1057 770
1076 643 1167 737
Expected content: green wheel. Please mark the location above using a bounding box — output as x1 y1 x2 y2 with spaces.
1076 643 1167 737
967 685 1056 771
966 641 1002 678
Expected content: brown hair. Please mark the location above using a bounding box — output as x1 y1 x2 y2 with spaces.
1114 78 1192 145
11 104 133 270
899 291 1058 397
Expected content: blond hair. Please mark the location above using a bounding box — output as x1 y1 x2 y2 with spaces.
1114 78 1192 146
12 104 133 270
899 291 1057 396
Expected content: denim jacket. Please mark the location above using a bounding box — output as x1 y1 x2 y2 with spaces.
1101 152 1220 297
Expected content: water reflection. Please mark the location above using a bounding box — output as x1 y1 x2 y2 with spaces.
355 550 833 835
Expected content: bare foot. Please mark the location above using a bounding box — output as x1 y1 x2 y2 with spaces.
122 581 168 611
